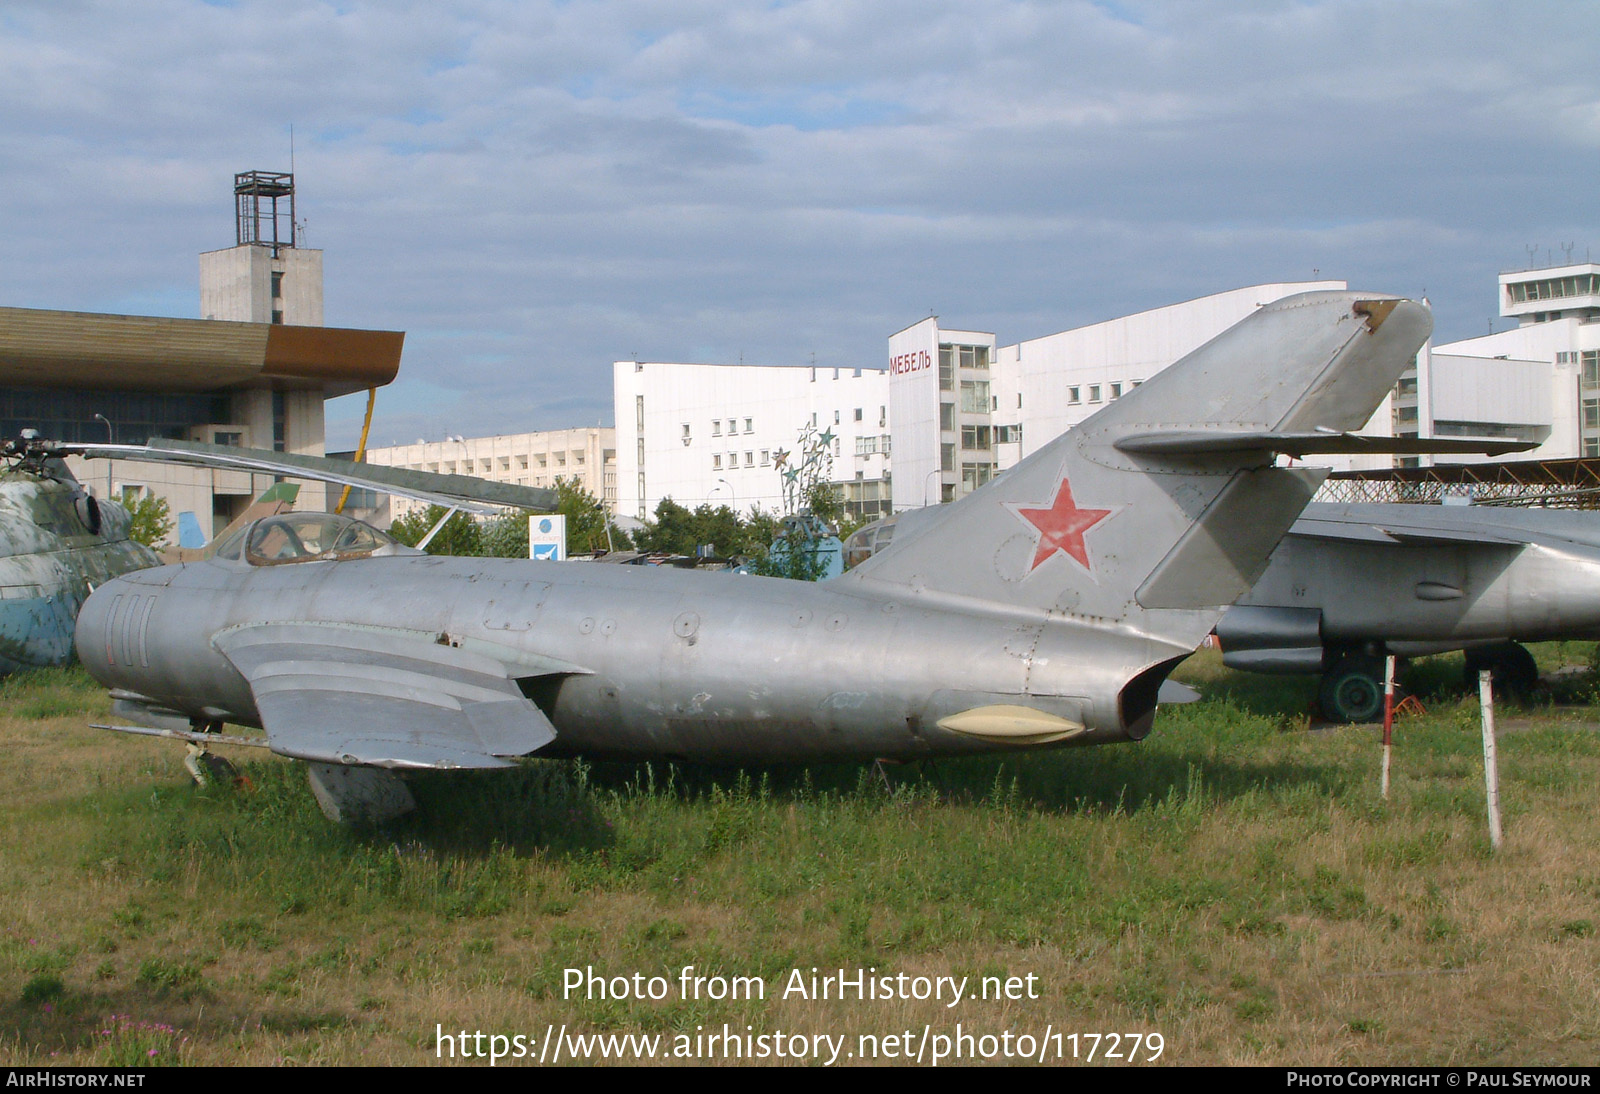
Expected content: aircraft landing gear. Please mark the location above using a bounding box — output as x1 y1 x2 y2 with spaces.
1462 641 1539 700
1318 653 1387 724
183 743 238 788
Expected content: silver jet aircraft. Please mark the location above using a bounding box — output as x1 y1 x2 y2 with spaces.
1221 502 1600 720
76 292 1433 821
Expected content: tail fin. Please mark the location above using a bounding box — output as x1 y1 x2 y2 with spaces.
847 291 1431 640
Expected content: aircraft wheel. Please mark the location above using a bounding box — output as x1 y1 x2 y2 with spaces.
1463 642 1539 700
1319 656 1385 723
183 749 238 788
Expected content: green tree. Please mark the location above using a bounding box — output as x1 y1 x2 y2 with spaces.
126 493 173 549
634 498 750 558
480 511 529 558
634 497 698 556
388 504 483 556
554 477 630 555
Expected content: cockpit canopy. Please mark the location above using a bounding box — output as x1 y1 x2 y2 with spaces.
212 512 413 566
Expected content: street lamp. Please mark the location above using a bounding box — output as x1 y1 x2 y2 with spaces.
924 468 941 507
93 414 114 499
716 477 737 515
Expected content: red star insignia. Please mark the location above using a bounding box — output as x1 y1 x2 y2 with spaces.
1011 476 1113 573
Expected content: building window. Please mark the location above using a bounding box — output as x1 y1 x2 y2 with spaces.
961 463 994 492
635 394 644 431
941 442 955 472
834 410 841 425
1088 385 1101 403
744 418 753 433
745 452 753 466
961 425 992 450
712 420 721 436
940 403 954 431
1068 387 1080 405
959 380 990 414
760 449 770 466
682 423 692 444
1110 383 1122 399
713 454 722 470
938 346 953 391
879 405 887 426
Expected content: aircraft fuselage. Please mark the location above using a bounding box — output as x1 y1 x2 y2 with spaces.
78 555 1179 764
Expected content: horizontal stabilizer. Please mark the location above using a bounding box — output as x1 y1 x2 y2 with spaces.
1289 514 1524 548
213 623 559 769
1115 430 1535 458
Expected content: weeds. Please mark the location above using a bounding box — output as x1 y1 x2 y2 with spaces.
2 650 1599 1065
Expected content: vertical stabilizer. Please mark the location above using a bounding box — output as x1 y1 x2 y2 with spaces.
846 292 1432 652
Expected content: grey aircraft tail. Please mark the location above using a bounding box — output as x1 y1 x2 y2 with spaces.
845 292 1433 657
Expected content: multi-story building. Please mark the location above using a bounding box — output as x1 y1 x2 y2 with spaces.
610 282 1364 522
361 427 617 524
1413 261 1600 462
613 361 893 522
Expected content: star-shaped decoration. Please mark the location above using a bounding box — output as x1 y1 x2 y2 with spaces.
817 428 835 447
772 448 789 469
1009 475 1114 573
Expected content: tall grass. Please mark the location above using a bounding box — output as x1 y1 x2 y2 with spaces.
2 649 1599 1065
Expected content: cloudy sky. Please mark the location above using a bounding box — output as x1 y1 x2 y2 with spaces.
2 0 1595 449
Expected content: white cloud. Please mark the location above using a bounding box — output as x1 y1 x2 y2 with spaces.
0 0 1594 448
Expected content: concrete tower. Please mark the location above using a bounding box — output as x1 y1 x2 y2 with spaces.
200 171 324 326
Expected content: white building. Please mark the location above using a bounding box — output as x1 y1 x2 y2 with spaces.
534 270 1586 532
1415 261 1600 462
363 427 617 524
613 361 892 522
611 281 1416 523
885 281 1362 509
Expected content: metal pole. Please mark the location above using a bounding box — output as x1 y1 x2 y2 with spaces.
1478 669 1504 851
93 414 114 500
1381 654 1396 799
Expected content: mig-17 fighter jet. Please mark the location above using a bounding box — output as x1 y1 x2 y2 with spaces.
78 291 1437 821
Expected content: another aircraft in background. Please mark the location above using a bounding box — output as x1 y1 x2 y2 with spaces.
0 436 159 675
81 292 1437 821
1220 502 1600 720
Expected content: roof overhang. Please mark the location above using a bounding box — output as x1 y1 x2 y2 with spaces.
0 306 403 397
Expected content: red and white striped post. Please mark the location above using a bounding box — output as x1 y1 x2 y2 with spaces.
1380 655 1396 799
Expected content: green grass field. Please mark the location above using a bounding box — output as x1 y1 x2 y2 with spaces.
2 650 1599 1066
